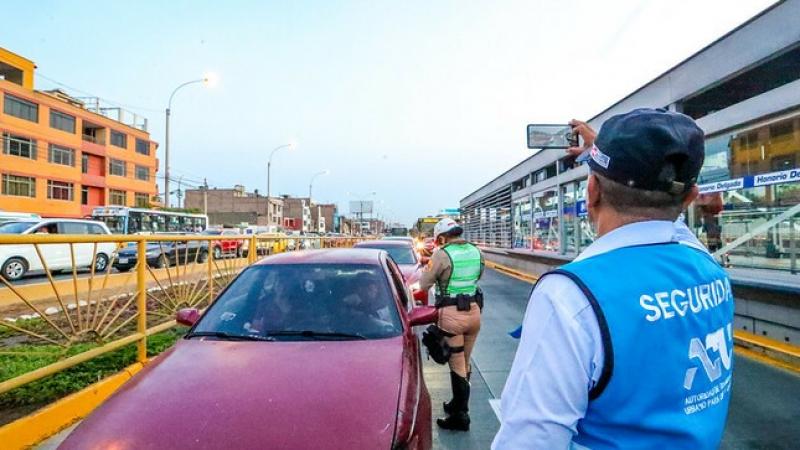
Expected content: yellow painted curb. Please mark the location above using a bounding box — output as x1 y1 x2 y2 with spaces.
485 260 539 284
0 362 143 450
733 330 800 371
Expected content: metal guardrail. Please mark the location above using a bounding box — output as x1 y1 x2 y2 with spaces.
0 234 366 395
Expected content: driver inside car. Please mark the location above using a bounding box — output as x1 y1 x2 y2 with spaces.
341 273 394 333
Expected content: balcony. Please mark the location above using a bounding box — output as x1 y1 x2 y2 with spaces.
81 122 106 156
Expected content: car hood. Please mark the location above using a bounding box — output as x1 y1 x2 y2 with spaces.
62 337 405 450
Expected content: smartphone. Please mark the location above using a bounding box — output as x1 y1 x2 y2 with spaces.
526 124 578 149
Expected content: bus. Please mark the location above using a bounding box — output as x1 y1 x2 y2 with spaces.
91 207 208 234
413 217 441 239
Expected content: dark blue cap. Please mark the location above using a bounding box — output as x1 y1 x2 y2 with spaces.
579 108 705 194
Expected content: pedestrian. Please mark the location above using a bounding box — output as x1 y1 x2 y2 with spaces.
419 218 484 431
493 108 734 449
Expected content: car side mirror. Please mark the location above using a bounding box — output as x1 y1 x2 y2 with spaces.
176 308 200 326
408 306 437 327
419 256 430 266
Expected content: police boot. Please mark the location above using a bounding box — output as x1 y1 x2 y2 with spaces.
437 372 470 431
443 371 470 415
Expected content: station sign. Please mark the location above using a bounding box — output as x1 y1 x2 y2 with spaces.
698 167 800 194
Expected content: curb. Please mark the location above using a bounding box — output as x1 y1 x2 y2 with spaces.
733 330 800 373
484 261 539 284
0 362 143 450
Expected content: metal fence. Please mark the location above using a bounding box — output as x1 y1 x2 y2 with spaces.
0 234 365 396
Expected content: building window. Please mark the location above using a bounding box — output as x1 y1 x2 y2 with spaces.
109 159 126 177
110 130 127 148
47 180 74 201
48 144 75 166
3 93 38 122
81 186 89 205
135 192 149 207
49 110 76 133
2 174 36 197
135 165 150 181
135 138 150 155
109 189 126 205
81 154 89 173
2 133 37 159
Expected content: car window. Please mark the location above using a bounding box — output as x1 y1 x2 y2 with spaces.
359 244 417 264
59 222 90 234
194 264 402 340
34 223 58 234
0 221 37 234
88 224 107 235
384 257 411 310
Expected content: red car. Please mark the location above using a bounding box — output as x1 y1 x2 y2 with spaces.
202 228 244 258
354 240 431 305
60 249 436 450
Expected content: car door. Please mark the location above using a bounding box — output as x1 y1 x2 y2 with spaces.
29 222 69 271
58 222 95 268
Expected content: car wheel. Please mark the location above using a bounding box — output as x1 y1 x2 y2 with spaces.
213 246 222 259
116 266 131 273
154 254 170 269
94 254 109 273
197 250 208 263
2 258 28 281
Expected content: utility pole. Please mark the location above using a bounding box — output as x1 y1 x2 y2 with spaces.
203 178 208 215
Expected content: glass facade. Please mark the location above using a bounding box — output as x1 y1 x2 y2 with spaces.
469 111 800 272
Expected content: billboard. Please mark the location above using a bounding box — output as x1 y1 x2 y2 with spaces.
349 200 374 215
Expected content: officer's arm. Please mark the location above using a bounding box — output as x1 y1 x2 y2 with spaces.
419 251 447 291
492 274 604 449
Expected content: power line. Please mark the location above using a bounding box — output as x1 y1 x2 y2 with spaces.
35 72 163 114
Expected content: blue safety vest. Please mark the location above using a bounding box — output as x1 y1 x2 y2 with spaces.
549 242 734 449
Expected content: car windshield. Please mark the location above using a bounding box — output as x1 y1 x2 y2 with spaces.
0 221 36 234
362 245 417 265
193 264 402 340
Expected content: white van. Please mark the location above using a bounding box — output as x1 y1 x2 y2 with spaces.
0 219 117 281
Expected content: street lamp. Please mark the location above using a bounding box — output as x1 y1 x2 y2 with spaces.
267 142 295 200
164 74 215 208
308 169 330 200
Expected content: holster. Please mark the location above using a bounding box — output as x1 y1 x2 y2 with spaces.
475 287 484 311
422 324 454 364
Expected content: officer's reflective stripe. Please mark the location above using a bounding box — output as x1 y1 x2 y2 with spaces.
440 243 481 296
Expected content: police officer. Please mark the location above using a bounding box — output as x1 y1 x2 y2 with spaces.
419 218 484 431
493 109 734 449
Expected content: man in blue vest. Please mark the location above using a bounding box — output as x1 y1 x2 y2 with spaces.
493 108 734 449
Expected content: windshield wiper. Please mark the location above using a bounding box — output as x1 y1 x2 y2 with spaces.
185 331 274 341
263 330 367 340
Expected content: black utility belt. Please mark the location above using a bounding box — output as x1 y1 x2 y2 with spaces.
435 293 480 311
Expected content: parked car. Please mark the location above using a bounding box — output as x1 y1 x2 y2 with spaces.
0 210 40 225
61 249 437 450
113 239 208 272
0 219 116 281
202 228 244 258
354 240 430 304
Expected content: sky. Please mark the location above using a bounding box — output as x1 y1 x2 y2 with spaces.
2 0 777 226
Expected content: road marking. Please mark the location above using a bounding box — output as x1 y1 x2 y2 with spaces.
489 399 502 421
484 261 538 284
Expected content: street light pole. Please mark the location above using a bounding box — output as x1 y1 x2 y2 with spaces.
164 78 209 208
267 143 294 200
308 170 329 201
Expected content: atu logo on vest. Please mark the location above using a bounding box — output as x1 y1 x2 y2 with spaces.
683 323 733 390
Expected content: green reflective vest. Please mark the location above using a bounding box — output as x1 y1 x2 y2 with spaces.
438 242 482 296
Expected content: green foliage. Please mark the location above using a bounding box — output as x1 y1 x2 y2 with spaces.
0 327 186 414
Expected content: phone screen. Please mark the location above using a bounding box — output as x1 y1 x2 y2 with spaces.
527 124 576 149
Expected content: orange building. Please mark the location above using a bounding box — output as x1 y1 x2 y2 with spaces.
0 47 159 218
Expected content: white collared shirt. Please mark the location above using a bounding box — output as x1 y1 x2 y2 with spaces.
492 220 709 449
